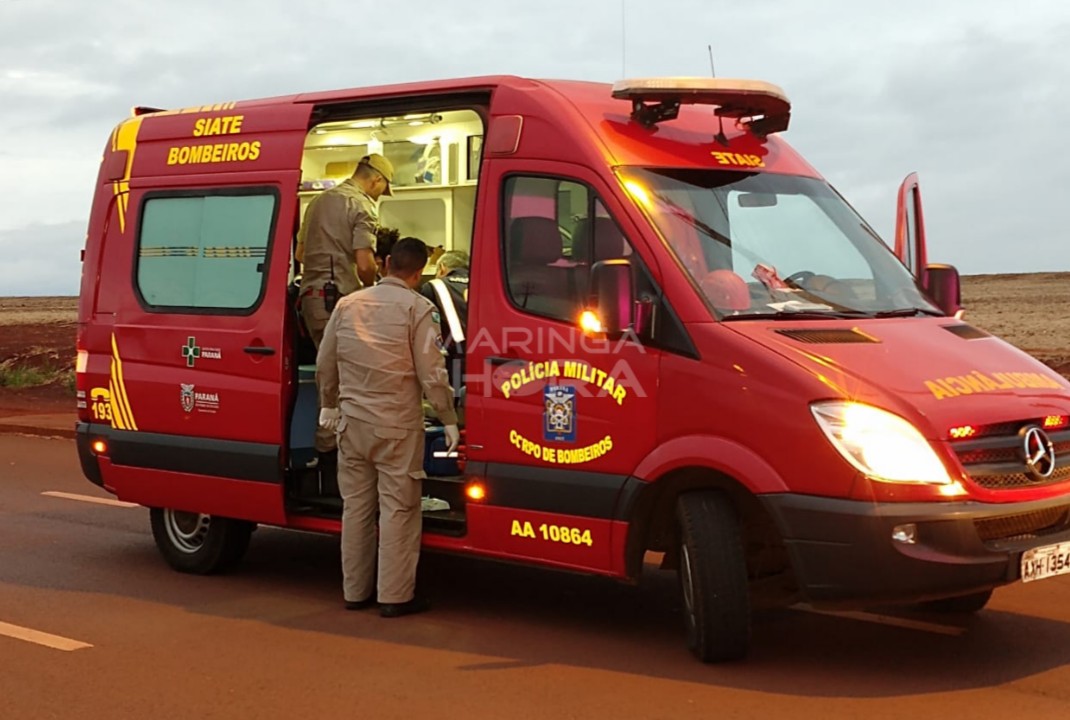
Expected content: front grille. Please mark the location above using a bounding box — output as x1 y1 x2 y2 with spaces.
965 421 1033 440
953 424 1070 490
974 465 1070 489
974 506 1070 542
958 440 1070 467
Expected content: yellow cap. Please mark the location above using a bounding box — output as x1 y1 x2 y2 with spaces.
360 153 394 195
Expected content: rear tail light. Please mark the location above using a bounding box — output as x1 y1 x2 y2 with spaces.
75 329 90 421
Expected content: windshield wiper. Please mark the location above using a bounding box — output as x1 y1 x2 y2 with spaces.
872 307 944 318
723 310 870 321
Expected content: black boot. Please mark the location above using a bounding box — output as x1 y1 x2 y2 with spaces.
380 596 430 618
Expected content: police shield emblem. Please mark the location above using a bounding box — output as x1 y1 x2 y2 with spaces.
544 385 577 442
180 383 195 414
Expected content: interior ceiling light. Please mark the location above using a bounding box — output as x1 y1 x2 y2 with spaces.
381 113 442 127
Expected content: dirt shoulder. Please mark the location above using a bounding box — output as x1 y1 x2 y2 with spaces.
0 298 77 417
960 272 1070 376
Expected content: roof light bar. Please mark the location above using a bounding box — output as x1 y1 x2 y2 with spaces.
611 77 791 135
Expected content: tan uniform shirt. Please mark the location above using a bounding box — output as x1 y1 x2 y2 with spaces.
299 179 378 296
317 276 458 429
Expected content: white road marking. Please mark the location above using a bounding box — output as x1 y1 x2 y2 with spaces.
41 491 137 508
795 605 965 636
0 621 93 652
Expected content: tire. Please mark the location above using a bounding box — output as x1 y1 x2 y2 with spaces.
675 491 751 662
149 508 255 575
919 589 992 614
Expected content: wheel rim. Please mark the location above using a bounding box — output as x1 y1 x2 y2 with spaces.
679 542 697 631
164 509 211 554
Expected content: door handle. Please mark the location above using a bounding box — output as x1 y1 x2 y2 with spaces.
243 346 276 356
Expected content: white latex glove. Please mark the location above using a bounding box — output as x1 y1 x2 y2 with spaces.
444 424 461 453
318 407 341 432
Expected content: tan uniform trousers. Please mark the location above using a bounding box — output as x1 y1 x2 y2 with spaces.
338 417 425 604
301 294 336 454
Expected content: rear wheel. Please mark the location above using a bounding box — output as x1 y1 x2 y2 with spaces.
675 491 751 662
919 589 992 614
149 508 254 574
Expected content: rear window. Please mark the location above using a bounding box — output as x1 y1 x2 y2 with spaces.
136 191 277 311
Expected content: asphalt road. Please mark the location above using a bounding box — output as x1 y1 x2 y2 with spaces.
2 435 1069 719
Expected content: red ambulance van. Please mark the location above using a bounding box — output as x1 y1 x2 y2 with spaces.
76 75 1070 662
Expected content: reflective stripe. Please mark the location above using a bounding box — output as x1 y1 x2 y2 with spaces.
429 278 465 343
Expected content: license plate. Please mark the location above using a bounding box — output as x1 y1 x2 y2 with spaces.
1021 542 1070 583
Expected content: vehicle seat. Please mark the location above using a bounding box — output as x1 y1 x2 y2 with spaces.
572 217 631 298
506 217 575 317
572 217 630 264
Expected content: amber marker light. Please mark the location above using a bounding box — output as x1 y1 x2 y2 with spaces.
1043 415 1069 430
91 440 108 454
622 179 652 209
949 425 977 440
579 310 603 335
466 483 486 502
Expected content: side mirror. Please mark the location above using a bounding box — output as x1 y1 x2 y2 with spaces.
924 263 961 316
590 259 634 337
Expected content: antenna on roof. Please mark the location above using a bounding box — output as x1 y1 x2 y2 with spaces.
621 0 627 77
708 45 715 77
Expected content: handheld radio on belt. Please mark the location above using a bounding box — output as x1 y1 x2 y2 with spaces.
323 257 339 312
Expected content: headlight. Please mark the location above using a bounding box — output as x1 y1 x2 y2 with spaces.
811 401 950 484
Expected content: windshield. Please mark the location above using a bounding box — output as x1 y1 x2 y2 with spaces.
618 168 942 320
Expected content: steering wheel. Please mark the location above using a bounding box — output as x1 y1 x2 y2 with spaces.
787 271 856 305
785 270 816 288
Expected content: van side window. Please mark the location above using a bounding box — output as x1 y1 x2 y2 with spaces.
502 176 633 322
136 192 276 310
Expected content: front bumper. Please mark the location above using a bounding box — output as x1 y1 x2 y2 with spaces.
761 492 1070 607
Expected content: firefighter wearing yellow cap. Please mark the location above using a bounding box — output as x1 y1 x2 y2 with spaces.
298 153 395 472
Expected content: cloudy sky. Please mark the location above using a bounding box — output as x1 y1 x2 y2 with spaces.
1 0 1067 295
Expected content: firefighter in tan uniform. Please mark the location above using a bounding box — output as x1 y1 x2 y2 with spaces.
298 153 394 474
316 237 460 617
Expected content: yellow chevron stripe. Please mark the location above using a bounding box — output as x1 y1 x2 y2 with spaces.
109 363 131 430
109 334 138 431
111 117 144 235
105 333 125 430
111 337 137 431
108 377 127 430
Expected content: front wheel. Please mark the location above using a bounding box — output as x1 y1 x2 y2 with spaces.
149 508 254 574
676 491 751 662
